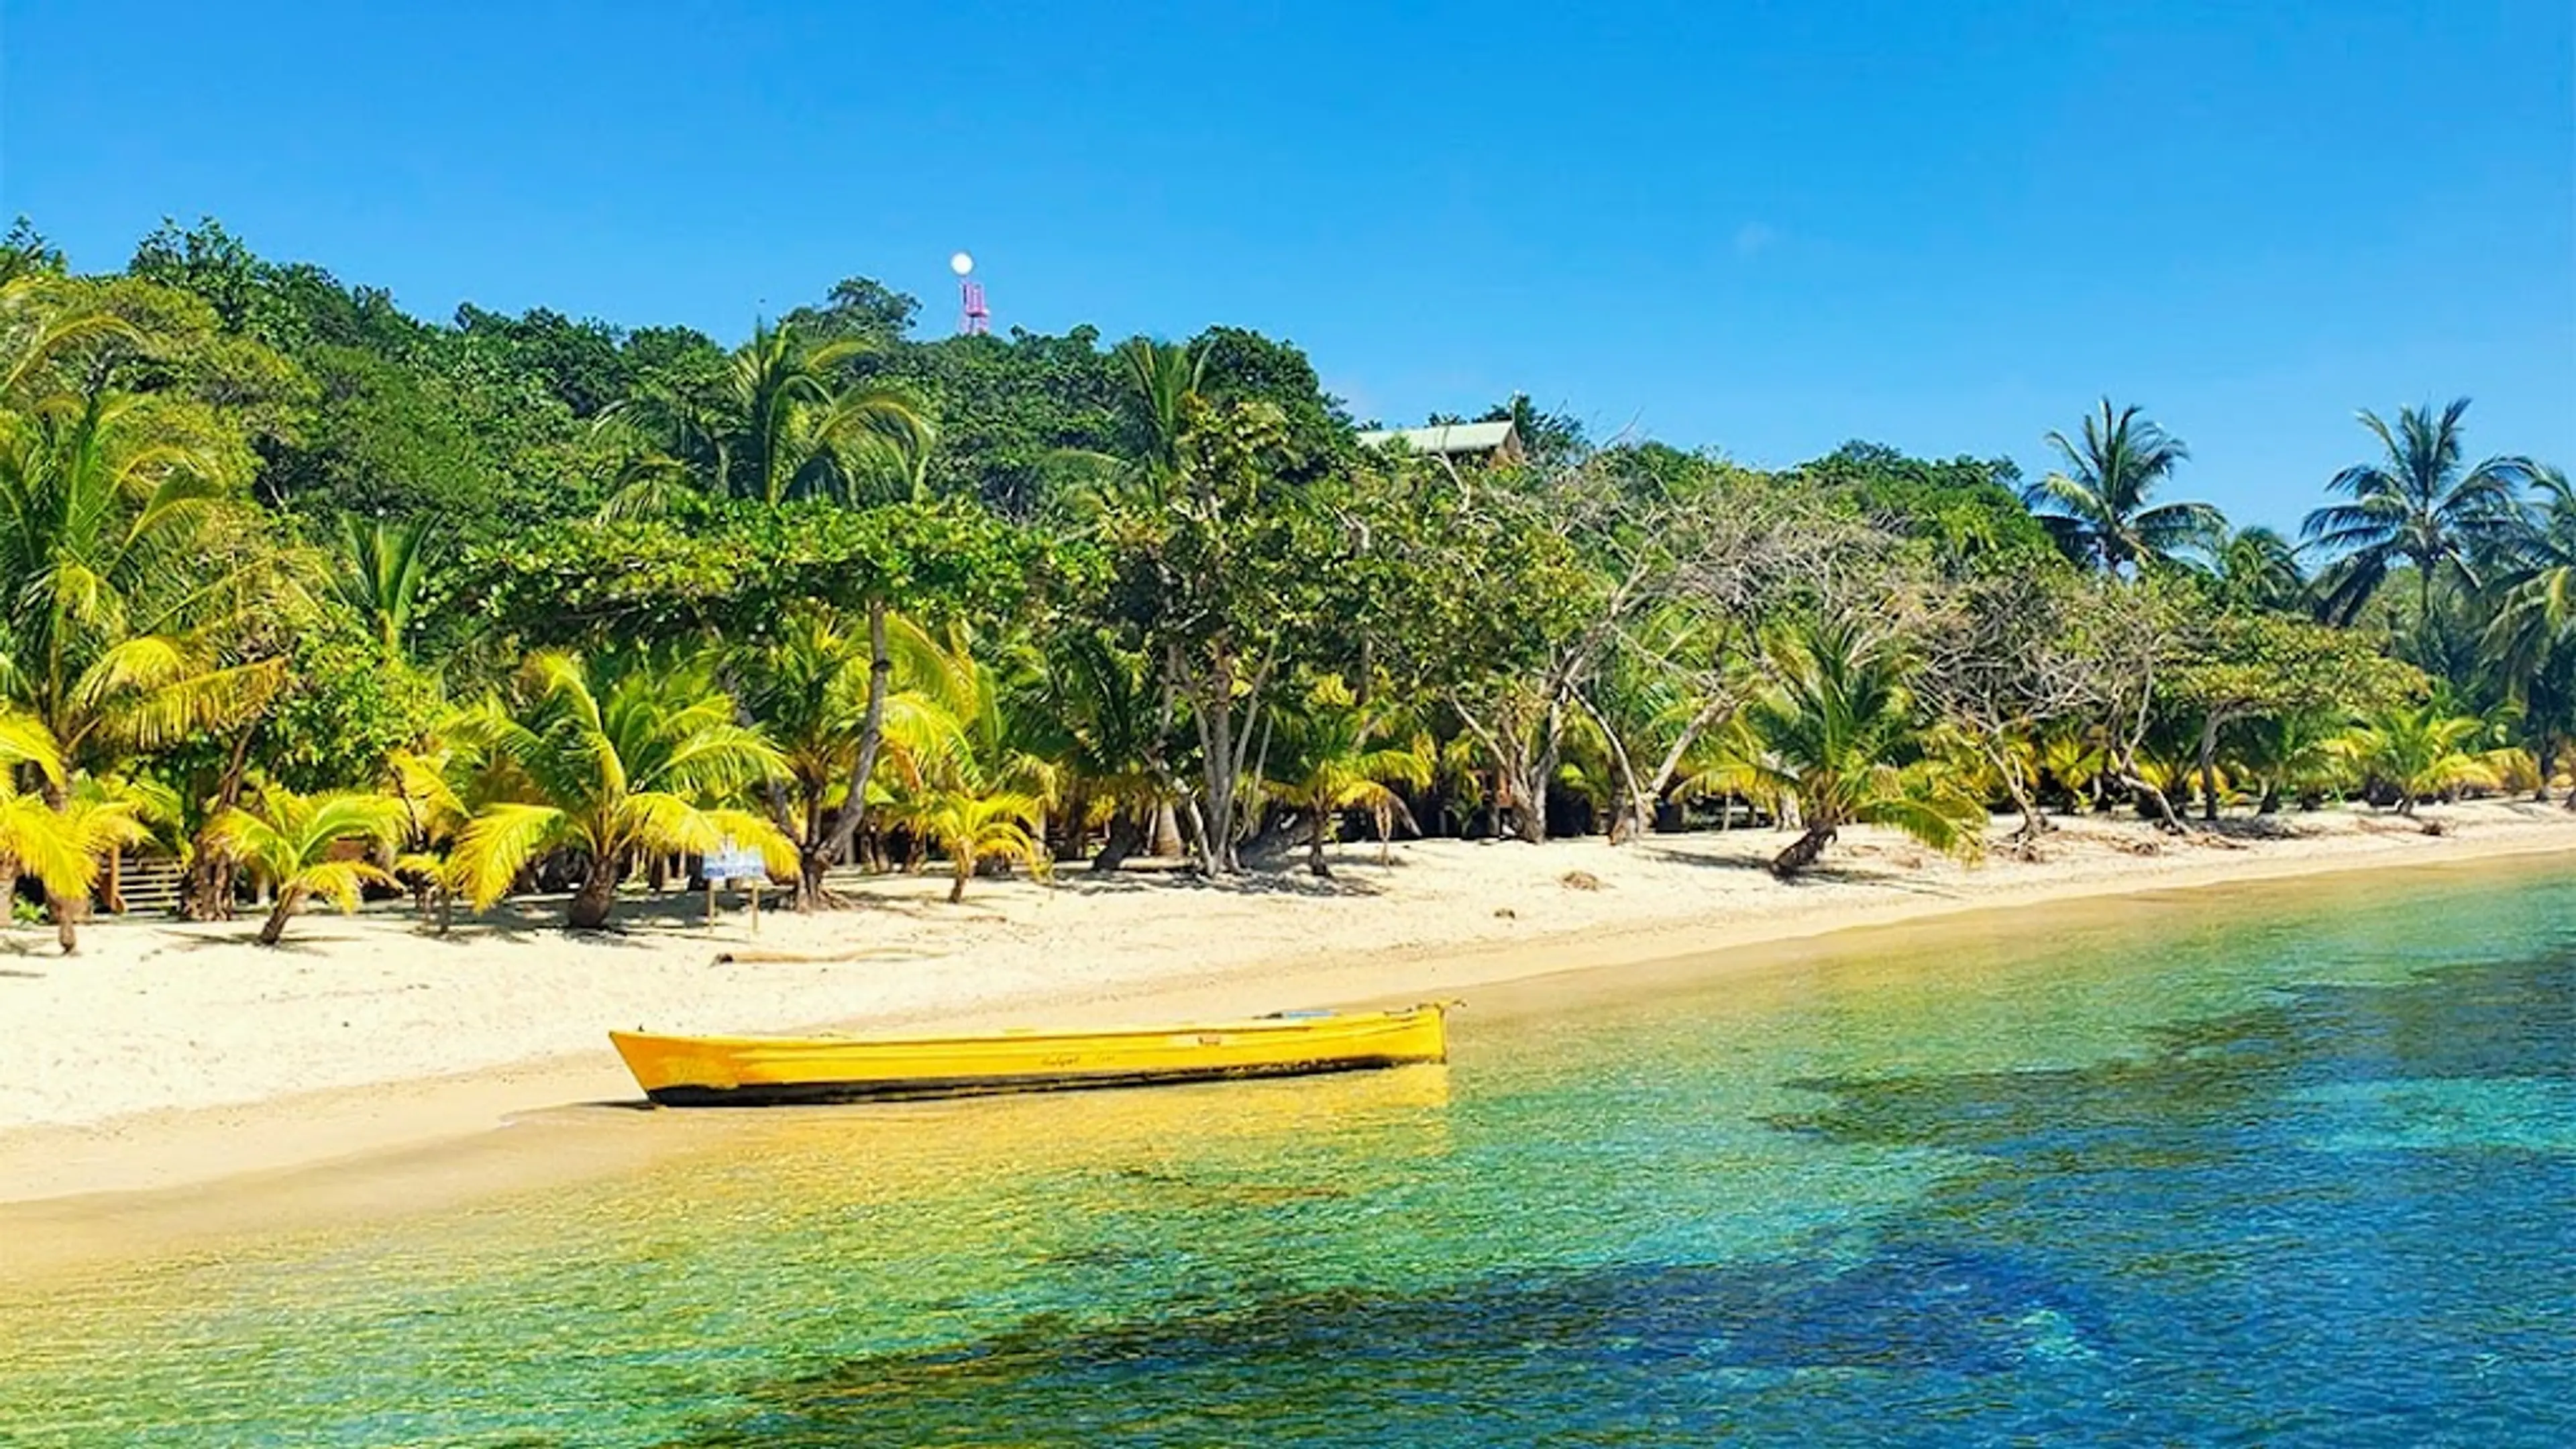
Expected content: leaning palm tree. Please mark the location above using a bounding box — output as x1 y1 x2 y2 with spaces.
2025 400 2221 573
450 653 795 929
205 786 409 945
2332 702 2499 817
1267 678 1432 877
1737 621 1987 877
891 783 1050 904
2303 399 2539 623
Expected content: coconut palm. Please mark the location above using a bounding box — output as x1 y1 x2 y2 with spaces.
450 652 795 929
205 786 409 945
2332 702 2500 816
337 515 437 659
1043 629 1176 867
2235 709 2351 813
891 783 1050 904
1737 621 1986 876
1 273 140 404
0 710 144 953
2024 400 2221 573
2303 399 2540 623
0 390 289 772
1267 678 1432 877
598 320 932 515
2207 526 2310 614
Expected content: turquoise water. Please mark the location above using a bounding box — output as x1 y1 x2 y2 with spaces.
5 857 2573 1446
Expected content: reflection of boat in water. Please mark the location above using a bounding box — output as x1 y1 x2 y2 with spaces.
610 1004 1450 1107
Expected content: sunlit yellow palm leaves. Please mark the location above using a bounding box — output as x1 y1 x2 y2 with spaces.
449 653 794 909
205 786 410 914
0 709 144 902
0 390 288 765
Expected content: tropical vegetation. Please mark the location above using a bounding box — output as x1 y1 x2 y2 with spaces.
0 216 2565 948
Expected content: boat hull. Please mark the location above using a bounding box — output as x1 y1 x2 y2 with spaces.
609 1005 1448 1108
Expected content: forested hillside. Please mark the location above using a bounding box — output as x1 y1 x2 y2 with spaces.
2 216 2568 944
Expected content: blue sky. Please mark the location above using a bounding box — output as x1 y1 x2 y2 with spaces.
4 0 2569 528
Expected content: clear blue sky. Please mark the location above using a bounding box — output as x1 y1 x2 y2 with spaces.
5 0 2569 528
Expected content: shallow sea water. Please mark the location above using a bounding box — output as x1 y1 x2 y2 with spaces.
4 855 2571 1446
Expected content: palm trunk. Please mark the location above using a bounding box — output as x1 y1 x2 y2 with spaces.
1 861 19 922
2536 739 2557 805
1770 824 1837 877
805 600 894 910
568 859 622 930
1307 804 1331 878
949 853 970 904
2197 712 2222 823
257 887 305 947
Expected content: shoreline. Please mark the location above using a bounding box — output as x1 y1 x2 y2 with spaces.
5 804 2571 1241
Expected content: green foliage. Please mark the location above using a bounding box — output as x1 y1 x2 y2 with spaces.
1800 441 2056 572
456 499 1042 651
257 621 445 794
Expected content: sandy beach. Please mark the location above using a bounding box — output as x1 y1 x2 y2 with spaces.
5 801 2573 1215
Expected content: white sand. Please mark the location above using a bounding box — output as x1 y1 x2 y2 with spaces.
4 800 2572 1206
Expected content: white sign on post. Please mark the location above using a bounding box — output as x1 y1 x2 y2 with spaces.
704 839 769 885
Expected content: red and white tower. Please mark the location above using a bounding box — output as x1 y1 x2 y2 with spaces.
951 252 989 335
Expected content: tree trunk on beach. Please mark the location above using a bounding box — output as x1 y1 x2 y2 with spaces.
1307 804 1332 877
802 600 894 911
568 860 622 930
1770 824 1837 877
2196 713 2223 824
256 888 304 947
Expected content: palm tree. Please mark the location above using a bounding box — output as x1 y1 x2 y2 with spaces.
2303 399 2540 623
2332 702 2499 816
2207 526 2310 614
1267 678 1432 877
599 321 933 515
1114 337 1209 496
2486 467 2576 800
0 390 289 774
1737 621 1986 876
2025 400 2221 572
337 515 437 659
1043 629 1176 867
0 710 143 953
1 273 140 404
450 653 795 929
205 786 408 945
892 784 1049 904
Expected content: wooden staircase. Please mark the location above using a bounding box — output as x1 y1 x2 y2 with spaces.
105 855 186 918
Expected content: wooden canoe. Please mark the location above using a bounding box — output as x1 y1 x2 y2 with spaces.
608 1004 1450 1107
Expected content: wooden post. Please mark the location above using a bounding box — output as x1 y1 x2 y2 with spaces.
706 876 717 928
747 879 760 937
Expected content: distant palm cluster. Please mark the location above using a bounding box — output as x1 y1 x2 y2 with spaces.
0 219 2566 948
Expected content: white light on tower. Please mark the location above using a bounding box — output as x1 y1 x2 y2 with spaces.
953 251 989 333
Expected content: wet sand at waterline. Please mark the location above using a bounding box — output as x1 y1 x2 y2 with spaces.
3 802 2571 1249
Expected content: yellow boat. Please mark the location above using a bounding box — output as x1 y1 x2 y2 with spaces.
608 1004 1450 1107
